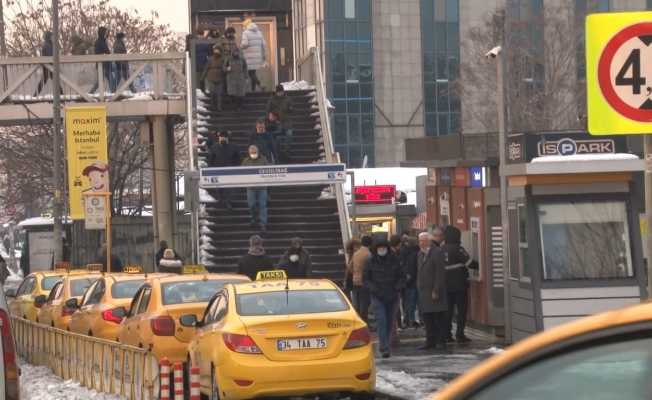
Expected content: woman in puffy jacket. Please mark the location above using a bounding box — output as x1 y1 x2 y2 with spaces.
240 18 267 92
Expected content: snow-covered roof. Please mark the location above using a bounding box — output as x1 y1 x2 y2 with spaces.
531 154 639 163
510 153 644 176
17 217 72 228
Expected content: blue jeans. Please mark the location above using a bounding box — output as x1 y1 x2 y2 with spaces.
246 188 268 225
402 286 419 325
371 296 397 353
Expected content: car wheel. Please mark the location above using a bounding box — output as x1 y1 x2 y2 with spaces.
352 393 375 400
210 364 220 400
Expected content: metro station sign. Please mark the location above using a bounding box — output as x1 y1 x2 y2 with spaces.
354 185 396 205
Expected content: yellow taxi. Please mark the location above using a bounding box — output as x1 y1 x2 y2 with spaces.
436 302 652 399
37 269 100 329
186 270 375 400
118 267 250 364
7 269 65 321
68 267 170 340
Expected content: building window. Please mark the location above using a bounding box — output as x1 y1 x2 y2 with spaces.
470 217 482 281
325 0 374 167
421 0 460 136
517 203 530 280
575 0 610 81
537 201 633 281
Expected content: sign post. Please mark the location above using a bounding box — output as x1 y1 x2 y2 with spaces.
586 12 652 297
83 192 112 273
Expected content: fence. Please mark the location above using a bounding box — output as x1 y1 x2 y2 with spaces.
12 317 160 399
0 53 185 104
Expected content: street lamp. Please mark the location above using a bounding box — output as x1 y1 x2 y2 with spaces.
486 45 512 344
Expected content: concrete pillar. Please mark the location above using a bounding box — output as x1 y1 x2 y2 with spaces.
151 115 175 249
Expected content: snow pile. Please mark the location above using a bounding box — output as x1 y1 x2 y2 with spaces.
481 346 504 355
199 189 216 203
281 80 314 91
20 362 121 400
376 369 441 400
532 153 639 163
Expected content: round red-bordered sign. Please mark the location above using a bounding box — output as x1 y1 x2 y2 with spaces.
598 22 652 122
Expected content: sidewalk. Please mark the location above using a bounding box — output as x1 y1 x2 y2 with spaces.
373 325 504 399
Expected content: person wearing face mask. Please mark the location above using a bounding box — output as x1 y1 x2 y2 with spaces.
417 231 448 351
363 238 406 358
225 48 248 110
277 237 312 278
242 145 269 231
208 131 240 210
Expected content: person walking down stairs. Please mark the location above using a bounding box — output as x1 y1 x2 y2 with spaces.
225 49 248 110
242 145 270 231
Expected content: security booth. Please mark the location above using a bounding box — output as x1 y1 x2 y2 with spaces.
424 163 505 334
504 131 646 342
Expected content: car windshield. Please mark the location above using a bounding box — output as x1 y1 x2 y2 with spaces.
111 280 145 299
474 337 652 399
236 290 350 316
161 279 248 305
70 278 97 297
41 276 62 290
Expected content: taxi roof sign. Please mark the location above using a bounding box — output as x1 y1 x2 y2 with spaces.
587 12 652 135
123 265 143 274
182 264 207 274
256 270 287 281
54 261 71 272
86 263 103 272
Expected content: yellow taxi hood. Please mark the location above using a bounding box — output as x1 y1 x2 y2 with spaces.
436 301 652 399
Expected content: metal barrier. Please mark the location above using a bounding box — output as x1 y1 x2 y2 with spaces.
11 317 160 400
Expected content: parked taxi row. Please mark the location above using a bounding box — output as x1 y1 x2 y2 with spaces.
6 265 376 400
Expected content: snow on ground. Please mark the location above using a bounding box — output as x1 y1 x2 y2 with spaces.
376 369 444 400
480 346 504 355
20 362 122 400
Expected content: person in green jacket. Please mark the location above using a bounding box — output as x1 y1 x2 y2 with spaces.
201 47 226 110
242 145 269 231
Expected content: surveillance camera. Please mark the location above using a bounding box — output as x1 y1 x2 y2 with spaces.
485 46 502 58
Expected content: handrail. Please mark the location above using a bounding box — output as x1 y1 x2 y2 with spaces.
0 52 185 65
11 317 160 399
310 46 353 248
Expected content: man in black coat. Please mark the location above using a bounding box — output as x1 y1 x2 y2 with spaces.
398 235 420 328
237 235 274 280
442 225 479 343
417 232 448 350
90 26 115 93
35 31 58 96
363 238 406 358
208 131 241 210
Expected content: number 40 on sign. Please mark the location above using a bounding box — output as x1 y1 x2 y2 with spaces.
587 12 652 135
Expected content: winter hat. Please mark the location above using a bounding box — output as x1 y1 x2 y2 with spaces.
373 237 390 251
444 225 461 245
249 235 265 256
290 237 303 249
389 234 401 248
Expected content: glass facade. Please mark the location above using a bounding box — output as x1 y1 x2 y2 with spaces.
420 0 461 136
575 0 610 81
325 0 374 167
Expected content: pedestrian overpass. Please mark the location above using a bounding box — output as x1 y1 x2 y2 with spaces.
0 52 187 251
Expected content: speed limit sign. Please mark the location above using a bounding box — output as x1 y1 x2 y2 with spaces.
587 12 652 135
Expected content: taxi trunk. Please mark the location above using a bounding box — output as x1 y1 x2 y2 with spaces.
164 304 206 343
240 313 355 362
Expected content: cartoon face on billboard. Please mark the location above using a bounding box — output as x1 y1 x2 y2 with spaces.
82 161 109 192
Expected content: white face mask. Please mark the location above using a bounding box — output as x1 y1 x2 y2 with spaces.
377 248 388 257
250 153 259 159
289 254 300 263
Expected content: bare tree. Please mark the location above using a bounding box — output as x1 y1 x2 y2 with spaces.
456 3 584 135
0 0 184 220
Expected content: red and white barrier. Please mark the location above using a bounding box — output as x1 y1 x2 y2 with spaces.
173 362 184 400
159 358 171 400
190 366 201 400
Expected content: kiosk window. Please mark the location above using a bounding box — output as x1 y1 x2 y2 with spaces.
469 217 481 280
537 201 633 280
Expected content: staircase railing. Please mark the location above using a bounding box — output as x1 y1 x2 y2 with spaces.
305 46 352 250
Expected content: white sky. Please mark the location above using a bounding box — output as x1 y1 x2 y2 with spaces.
108 0 190 33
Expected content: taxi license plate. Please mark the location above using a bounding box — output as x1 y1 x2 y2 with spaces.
277 337 327 351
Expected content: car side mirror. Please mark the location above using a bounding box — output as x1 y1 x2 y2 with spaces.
64 298 79 309
34 295 47 308
113 307 127 319
5 288 16 298
179 314 198 327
